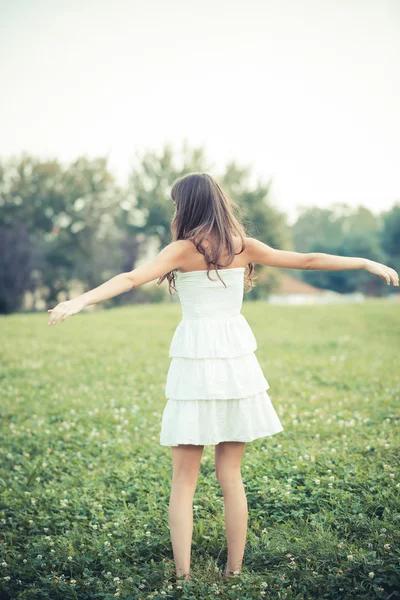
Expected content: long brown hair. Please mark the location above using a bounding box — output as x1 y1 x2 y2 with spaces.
157 172 256 294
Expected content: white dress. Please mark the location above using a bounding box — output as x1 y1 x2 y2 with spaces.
159 267 284 446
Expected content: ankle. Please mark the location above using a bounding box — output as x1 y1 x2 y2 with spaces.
224 567 242 577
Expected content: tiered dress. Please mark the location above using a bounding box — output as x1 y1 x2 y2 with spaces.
159 267 284 446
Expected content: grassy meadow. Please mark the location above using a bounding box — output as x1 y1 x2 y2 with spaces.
0 299 399 600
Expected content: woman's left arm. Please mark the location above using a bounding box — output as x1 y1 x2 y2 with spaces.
47 240 188 326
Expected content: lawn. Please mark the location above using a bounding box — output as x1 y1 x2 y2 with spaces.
0 300 399 600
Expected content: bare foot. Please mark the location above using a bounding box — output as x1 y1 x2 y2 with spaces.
224 568 241 578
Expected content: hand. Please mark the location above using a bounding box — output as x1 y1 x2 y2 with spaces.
47 297 87 326
364 259 399 286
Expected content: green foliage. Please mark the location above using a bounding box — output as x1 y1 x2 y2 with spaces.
0 145 291 313
0 223 34 313
290 204 397 296
1 148 398 313
0 301 399 599
220 162 290 299
124 141 216 249
219 161 290 250
0 154 125 307
380 203 400 275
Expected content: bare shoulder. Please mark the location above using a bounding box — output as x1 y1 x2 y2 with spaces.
179 239 195 252
242 236 261 261
167 239 192 254
243 236 310 270
243 237 257 250
170 239 195 265
154 239 191 265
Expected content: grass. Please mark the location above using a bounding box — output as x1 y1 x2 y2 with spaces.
0 299 399 600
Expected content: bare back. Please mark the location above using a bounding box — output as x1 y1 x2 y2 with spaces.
178 236 249 273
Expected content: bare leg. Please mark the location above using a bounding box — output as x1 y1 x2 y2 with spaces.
169 444 204 579
215 442 247 575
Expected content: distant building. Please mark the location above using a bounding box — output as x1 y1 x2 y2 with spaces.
268 273 365 305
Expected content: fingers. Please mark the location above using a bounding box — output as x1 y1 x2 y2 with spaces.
382 267 399 286
48 310 68 325
369 262 399 286
47 301 71 325
383 269 391 285
390 268 399 286
384 267 398 286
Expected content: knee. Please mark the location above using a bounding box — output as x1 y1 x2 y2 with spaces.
215 467 242 490
171 470 198 490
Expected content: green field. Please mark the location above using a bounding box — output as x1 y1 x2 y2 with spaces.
1 301 399 600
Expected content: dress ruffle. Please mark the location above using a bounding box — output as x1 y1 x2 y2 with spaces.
165 353 270 400
160 390 284 446
169 314 257 358
159 267 284 446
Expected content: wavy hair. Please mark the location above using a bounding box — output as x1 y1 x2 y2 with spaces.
157 172 255 294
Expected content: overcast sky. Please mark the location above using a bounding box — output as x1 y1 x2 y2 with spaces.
1 0 399 223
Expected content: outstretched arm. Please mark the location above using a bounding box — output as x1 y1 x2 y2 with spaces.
245 237 399 286
47 240 188 326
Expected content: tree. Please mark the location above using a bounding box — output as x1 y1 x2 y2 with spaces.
218 161 290 299
118 141 215 303
291 203 390 295
380 202 400 278
124 142 290 301
0 223 34 314
0 154 124 309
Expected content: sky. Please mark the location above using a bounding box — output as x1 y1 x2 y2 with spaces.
1 0 399 224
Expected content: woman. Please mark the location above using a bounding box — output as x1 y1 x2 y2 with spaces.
47 172 398 581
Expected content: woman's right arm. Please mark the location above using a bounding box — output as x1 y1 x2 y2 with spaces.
47 240 190 325
245 237 399 286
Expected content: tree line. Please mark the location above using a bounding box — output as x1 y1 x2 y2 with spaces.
0 143 399 314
